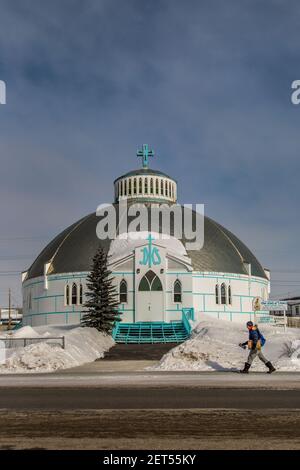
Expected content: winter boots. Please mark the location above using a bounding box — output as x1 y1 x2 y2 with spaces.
240 362 276 374
265 361 276 374
240 362 251 374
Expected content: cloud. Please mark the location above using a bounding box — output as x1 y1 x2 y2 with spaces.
0 0 300 303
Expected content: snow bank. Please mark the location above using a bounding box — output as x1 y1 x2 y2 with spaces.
9 325 40 339
151 314 300 372
0 325 114 374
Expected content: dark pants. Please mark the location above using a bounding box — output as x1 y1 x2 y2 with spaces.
247 348 269 365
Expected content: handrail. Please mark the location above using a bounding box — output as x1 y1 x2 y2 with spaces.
182 308 194 335
182 307 195 321
111 322 119 340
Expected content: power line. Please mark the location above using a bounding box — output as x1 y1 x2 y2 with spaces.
0 272 22 276
271 270 300 273
0 236 48 241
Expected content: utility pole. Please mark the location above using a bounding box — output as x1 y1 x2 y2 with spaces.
8 288 11 330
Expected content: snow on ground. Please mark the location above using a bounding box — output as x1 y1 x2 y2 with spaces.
151 314 300 372
0 325 114 374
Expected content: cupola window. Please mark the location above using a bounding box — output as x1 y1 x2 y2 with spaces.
156 178 159 195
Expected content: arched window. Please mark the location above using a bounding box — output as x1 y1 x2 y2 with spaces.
215 284 220 305
138 270 163 291
65 285 70 306
156 178 159 195
150 178 154 194
119 279 128 303
228 285 232 305
139 177 142 194
174 279 182 303
79 284 83 305
144 178 148 194
160 179 164 195
72 283 77 305
133 178 137 195
221 283 226 305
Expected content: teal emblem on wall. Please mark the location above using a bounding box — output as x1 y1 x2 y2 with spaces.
140 234 161 268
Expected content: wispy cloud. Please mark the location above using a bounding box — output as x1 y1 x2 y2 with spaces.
0 0 300 303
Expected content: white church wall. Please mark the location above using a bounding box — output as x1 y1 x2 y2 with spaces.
113 271 135 323
22 267 270 328
165 270 193 322
22 272 89 327
192 272 269 324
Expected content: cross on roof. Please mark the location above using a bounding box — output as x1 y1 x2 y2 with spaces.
137 144 155 169
147 233 155 246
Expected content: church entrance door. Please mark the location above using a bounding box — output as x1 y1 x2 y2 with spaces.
137 270 163 322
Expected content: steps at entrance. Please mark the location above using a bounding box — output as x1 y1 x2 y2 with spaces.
113 321 190 344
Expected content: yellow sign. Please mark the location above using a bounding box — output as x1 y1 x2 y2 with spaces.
253 297 262 312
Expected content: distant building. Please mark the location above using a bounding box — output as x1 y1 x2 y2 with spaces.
281 297 300 317
0 308 23 325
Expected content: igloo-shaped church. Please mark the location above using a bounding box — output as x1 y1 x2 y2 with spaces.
22 145 270 343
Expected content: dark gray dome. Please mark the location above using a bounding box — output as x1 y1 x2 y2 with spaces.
26 205 267 280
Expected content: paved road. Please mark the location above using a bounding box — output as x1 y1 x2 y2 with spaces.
0 369 299 450
0 368 299 388
0 385 299 410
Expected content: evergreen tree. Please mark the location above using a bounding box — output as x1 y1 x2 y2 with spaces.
81 247 121 333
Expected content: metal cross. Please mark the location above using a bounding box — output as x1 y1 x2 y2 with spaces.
137 144 155 169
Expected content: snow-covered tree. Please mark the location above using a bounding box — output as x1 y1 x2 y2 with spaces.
81 247 120 333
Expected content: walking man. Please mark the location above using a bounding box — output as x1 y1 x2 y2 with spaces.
239 321 276 373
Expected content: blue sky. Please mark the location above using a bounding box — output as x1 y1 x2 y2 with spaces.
0 0 300 306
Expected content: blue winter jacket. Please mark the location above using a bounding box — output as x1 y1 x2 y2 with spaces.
242 328 260 349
